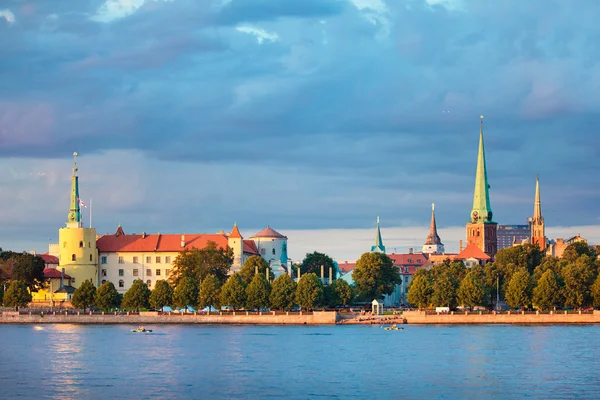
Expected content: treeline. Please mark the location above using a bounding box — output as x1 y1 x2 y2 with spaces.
407 242 600 310
0 249 46 310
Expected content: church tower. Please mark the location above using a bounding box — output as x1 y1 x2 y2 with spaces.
466 118 498 259
530 175 546 251
58 152 98 288
422 203 445 254
228 222 244 273
371 217 386 253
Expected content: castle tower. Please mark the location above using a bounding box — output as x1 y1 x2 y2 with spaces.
422 203 445 254
58 152 98 288
228 222 244 272
466 118 498 259
370 216 386 253
530 175 546 251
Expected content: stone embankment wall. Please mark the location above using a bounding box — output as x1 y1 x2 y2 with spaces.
0 311 338 325
402 310 600 324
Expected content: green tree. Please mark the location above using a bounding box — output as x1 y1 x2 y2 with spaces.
352 252 401 300
431 270 459 308
4 280 32 310
71 280 96 312
407 273 432 309
295 273 324 310
172 276 199 309
449 261 468 282
562 242 597 263
505 269 533 309
591 274 600 308
533 256 565 282
300 252 335 277
2 252 46 291
198 274 221 310
170 241 234 287
495 244 544 275
561 256 595 309
533 269 563 310
246 273 272 310
220 273 247 310
269 274 297 310
94 281 120 311
122 279 151 311
149 280 173 310
332 279 354 306
457 271 485 308
239 255 273 285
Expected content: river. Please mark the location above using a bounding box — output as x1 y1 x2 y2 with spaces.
1 324 598 399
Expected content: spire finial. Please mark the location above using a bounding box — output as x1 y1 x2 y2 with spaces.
377 216 380 224
432 203 435 211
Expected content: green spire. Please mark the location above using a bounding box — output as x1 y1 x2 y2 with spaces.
371 216 386 253
470 117 493 224
67 152 81 227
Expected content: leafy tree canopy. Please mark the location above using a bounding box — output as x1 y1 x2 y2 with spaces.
562 242 597 263
122 279 151 311
300 252 335 277
0 252 45 291
269 274 297 311
533 270 563 310
407 273 432 309
533 256 566 282
170 242 233 287
4 280 32 310
591 274 600 308
94 281 121 311
332 279 354 306
220 273 247 310
431 270 459 308
495 244 544 275
295 273 324 310
240 255 273 285
173 276 199 309
505 269 533 309
71 280 96 312
150 280 173 310
198 274 221 310
561 257 595 309
246 273 271 310
457 271 486 308
353 252 401 300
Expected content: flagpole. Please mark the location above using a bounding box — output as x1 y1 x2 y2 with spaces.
90 198 93 228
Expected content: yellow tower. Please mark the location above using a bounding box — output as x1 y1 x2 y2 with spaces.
58 152 98 288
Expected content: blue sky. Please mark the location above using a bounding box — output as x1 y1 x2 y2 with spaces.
0 0 598 259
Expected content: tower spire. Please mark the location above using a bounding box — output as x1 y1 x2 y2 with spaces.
470 116 493 223
533 174 541 219
66 151 82 227
530 175 546 251
425 203 442 245
371 216 386 253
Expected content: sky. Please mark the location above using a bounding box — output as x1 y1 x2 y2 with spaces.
0 0 599 261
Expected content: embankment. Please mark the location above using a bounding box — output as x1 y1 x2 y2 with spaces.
0 311 338 325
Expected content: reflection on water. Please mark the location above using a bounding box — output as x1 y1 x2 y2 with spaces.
1 324 600 399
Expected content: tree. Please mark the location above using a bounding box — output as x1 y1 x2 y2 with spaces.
240 255 273 285
533 270 563 311
122 279 151 311
295 273 324 310
561 256 595 309
198 274 221 310
352 252 401 300
71 280 96 312
300 252 335 277
495 244 544 275
407 273 432 309
172 276 199 309
149 280 173 310
533 256 565 282
332 279 353 306
4 280 32 310
562 242 597 263
270 274 297 310
591 274 600 308
431 270 459 308
449 261 468 282
505 269 533 309
94 281 121 311
220 273 246 310
457 271 485 308
1 252 45 291
246 273 271 310
170 242 234 287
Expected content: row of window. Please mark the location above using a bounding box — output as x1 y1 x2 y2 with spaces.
102 268 171 277
102 279 154 288
63 241 92 248
71 254 94 262
101 256 172 264
259 248 277 255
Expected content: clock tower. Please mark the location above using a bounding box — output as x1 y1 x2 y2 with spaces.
466 118 498 259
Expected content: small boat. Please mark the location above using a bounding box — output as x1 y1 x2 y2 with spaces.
384 324 403 331
131 326 153 333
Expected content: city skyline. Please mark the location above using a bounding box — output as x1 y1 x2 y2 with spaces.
1 0 599 258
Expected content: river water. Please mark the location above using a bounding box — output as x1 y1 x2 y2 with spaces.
1 324 599 399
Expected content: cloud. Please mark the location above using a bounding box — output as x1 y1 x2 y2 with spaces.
91 0 174 23
425 0 465 12
236 25 279 44
0 9 15 24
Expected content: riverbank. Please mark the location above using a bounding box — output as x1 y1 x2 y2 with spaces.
0 310 338 325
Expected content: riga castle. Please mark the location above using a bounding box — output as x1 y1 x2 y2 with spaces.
43 153 290 295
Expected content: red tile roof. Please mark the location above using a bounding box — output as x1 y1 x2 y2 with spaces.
243 240 258 254
338 262 356 273
97 232 229 253
251 226 287 239
229 224 243 239
43 268 71 279
38 253 59 265
455 244 491 261
388 253 429 266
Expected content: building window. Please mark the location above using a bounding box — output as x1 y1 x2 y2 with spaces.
71 278 76 283
102 269 107 276
146 280 151 287
101 256 107 264
166 269 170 277
101 279 106 284
71 254 76 261
133 269 139 277
417 259 422 263
272 248 276 255
118 256 124 264
165 256 171 264
261 249 266 255
408 259 412 263
404 267 409 273
89 254 93 261
88 242 91 248
133 256 139 264
156 269 161 276
79 241 84 248
156 256 161 264
146 256 151 264
63 241 67 248
119 279 124 288
118 269 124 277
146 269 152 277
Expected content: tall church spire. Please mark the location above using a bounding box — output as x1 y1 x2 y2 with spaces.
533 175 542 219
66 152 82 228
423 203 445 254
470 116 493 224
371 216 386 253
530 175 546 251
